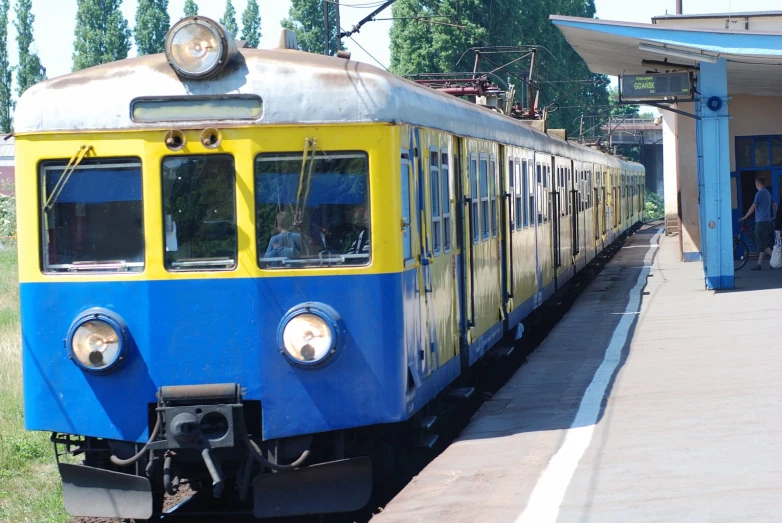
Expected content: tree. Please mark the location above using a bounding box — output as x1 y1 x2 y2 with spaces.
609 87 640 117
183 0 197 17
220 0 238 38
72 0 132 71
0 0 12 133
13 0 45 97
389 0 610 132
282 0 344 55
241 0 261 48
134 0 169 55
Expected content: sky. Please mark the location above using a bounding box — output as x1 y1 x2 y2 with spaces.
9 0 782 84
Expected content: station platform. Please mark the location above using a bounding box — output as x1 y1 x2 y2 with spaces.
373 224 782 523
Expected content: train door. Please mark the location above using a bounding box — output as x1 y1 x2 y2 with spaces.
413 129 435 377
594 168 600 245
571 163 580 259
600 167 608 238
400 145 425 385
552 158 561 278
502 147 512 306
426 140 460 370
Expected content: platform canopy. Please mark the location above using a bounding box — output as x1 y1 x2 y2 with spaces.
550 15 782 95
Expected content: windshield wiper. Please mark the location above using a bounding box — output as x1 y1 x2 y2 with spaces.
44 145 93 212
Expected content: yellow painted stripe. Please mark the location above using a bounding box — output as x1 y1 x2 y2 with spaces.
16 124 404 283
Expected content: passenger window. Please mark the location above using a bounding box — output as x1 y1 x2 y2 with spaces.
255 152 370 268
441 151 451 252
430 151 441 255
41 158 143 273
401 154 413 261
536 164 542 224
490 158 497 238
162 155 236 271
515 160 522 230
521 159 528 228
480 158 489 240
528 163 535 227
471 158 478 244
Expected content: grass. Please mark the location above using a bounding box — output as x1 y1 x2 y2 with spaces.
0 239 69 523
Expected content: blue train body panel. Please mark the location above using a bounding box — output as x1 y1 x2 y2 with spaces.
21 274 416 443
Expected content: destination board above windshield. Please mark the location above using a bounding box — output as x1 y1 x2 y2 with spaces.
620 73 693 102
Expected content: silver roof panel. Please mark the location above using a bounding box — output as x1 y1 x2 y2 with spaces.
14 49 641 171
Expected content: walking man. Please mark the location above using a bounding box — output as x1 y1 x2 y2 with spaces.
740 176 777 270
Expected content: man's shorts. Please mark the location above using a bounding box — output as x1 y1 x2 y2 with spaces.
756 220 773 252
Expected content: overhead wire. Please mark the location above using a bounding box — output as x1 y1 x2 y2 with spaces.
340 26 389 70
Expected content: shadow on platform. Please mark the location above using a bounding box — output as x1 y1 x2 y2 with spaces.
457 226 661 441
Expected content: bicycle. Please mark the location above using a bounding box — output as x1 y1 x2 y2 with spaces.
733 221 776 270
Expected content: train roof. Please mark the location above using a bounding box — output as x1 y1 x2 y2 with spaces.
14 48 642 172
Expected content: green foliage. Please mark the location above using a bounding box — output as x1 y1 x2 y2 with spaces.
72 0 132 71
609 87 639 117
183 0 197 17
220 0 238 38
645 191 664 220
389 0 608 131
282 0 344 55
13 0 46 97
0 194 13 237
134 0 170 55
241 0 261 48
0 0 13 134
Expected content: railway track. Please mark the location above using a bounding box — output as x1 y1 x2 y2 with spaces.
69 223 650 523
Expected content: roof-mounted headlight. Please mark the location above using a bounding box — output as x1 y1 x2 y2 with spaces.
164 16 237 80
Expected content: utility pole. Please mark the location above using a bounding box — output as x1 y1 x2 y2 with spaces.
676 0 682 14
335 1 340 50
579 114 584 143
323 0 330 56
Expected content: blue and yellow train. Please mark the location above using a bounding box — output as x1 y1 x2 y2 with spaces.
15 17 644 520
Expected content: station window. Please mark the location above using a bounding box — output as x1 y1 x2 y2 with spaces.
471 157 479 244
40 157 144 273
490 158 498 238
255 152 370 269
773 137 782 166
480 158 489 240
430 151 441 255
163 155 237 271
441 151 451 252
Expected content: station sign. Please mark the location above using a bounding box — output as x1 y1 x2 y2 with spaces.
620 73 693 102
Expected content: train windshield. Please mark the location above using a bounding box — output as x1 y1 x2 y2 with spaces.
162 155 237 271
255 152 370 269
40 159 144 273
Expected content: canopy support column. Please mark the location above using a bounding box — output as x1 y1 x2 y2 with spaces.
697 58 733 289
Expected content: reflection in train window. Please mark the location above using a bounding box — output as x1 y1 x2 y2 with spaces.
255 152 370 268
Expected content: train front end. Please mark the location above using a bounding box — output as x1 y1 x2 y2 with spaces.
15 18 408 520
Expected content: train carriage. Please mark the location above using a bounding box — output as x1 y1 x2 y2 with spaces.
14 17 644 521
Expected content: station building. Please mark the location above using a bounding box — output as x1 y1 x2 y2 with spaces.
552 11 782 289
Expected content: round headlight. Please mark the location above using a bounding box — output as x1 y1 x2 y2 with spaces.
164 17 236 80
67 311 128 373
282 313 334 364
